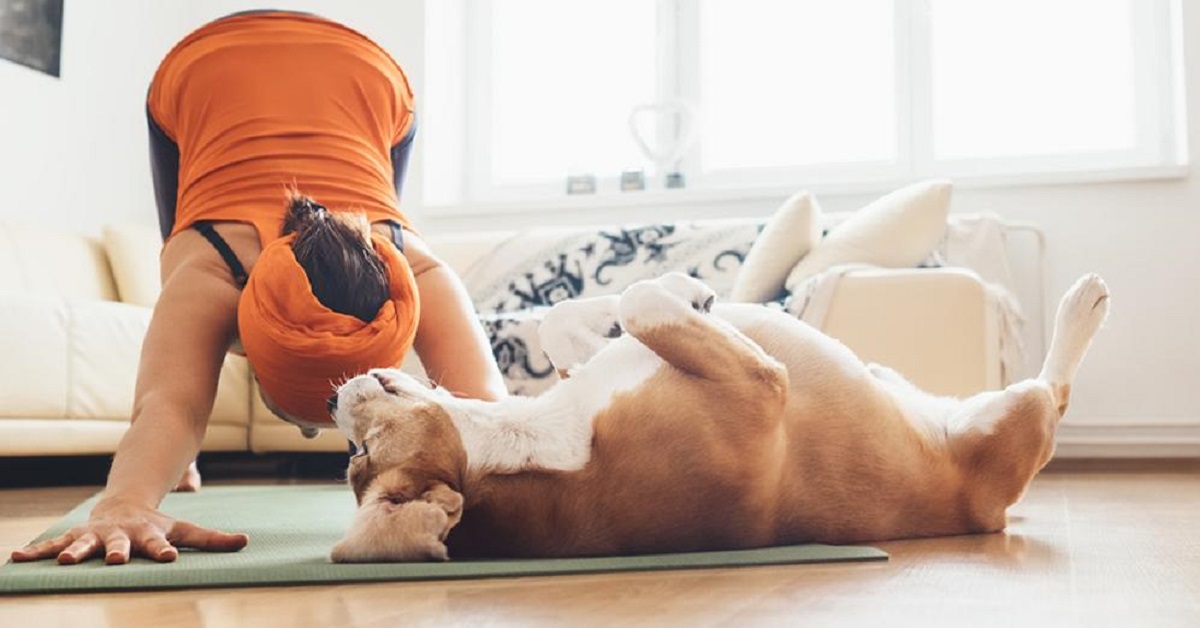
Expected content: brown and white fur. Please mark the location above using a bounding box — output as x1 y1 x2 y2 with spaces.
328 272 1109 562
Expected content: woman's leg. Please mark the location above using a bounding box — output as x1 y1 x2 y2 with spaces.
401 232 508 401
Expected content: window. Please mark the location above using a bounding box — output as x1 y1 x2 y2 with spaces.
696 0 896 170
929 0 1138 159
488 0 657 184
424 0 1185 205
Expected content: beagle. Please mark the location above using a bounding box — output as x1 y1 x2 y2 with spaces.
329 272 1109 561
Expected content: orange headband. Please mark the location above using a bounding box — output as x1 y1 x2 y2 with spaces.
238 232 420 426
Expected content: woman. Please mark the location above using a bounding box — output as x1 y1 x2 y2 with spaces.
11 11 506 566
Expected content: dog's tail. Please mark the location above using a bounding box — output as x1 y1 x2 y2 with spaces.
1036 274 1110 417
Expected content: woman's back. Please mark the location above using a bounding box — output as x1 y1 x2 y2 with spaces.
148 11 416 247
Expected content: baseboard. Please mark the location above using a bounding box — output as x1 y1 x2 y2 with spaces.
1054 418 1200 458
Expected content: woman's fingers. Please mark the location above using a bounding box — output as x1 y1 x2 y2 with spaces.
132 529 179 562
10 532 76 562
167 520 249 552
103 531 132 565
57 532 101 565
10 517 246 566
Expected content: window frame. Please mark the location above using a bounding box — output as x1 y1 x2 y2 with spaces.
432 0 1186 207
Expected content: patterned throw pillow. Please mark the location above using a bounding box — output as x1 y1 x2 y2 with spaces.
783 180 952 293
730 191 822 303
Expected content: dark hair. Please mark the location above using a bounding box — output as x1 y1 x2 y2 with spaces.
283 193 390 322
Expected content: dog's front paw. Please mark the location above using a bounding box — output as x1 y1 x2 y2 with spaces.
620 273 717 332
331 499 452 563
652 272 717 313
539 296 623 372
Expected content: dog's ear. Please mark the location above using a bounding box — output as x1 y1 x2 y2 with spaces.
331 498 451 563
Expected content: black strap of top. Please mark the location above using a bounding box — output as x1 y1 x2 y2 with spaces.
388 220 405 254
194 220 400 290
194 222 249 288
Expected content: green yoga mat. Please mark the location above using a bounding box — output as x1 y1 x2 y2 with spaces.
1 485 886 595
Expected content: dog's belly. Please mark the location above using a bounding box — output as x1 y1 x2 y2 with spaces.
711 306 974 542
451 393 787 559
452 305 959 556
451 371 790 557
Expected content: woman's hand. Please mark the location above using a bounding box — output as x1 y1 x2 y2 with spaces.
9 498 248 565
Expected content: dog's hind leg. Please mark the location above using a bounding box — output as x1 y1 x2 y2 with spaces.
944 275 1110 527
1037 273 1110 416
618 273 787 401
949 273 1110 442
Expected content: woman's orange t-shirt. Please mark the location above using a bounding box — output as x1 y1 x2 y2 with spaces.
147 11 415 247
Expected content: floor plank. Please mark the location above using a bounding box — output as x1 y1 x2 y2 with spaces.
1 463 1198 627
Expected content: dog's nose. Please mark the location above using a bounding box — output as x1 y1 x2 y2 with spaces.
326 394 338 414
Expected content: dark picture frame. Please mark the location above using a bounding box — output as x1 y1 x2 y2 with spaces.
0 0 64 77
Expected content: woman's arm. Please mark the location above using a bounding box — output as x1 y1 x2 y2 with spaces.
394 230 508 402
12 235 250 564
109 249 241 506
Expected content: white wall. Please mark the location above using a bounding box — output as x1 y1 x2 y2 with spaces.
0 1 188 230
0 1 1196 455
0 0 424 233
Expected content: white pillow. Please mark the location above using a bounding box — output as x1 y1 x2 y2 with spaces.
102 224 163 308
730 191 822 303
784 180 952 293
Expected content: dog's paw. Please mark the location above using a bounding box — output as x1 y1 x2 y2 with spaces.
1042 274 1110 386
539 296 622 371
619 274 716 332
651 272 717 313
1057 273 1110 336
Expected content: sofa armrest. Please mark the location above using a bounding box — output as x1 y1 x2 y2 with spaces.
819 267 1001 397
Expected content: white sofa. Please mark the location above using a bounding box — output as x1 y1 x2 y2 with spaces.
0 217 1003 457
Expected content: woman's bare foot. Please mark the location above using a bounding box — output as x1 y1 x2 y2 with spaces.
174 461 202 492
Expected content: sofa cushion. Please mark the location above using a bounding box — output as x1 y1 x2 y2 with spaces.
784 180 952 293
0 295 70 417
423 231 520 279
0 295 152 420
102 224 162 307
0 222 118 301
0 293 250 426
730 191 821 303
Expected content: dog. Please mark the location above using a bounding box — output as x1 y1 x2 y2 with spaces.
327 272 1109 561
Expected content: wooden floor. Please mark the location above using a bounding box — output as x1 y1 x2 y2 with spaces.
1 461 1199 627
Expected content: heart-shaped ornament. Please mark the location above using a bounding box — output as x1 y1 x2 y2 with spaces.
628 100 698 173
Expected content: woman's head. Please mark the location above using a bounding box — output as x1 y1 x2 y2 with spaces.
283 193 390 323
236 191 421 429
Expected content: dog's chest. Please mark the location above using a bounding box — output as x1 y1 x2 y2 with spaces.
562 338 666 421
455 339 667 474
